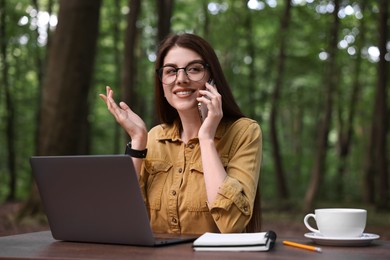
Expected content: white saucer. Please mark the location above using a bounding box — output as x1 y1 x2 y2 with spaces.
304 232 380 246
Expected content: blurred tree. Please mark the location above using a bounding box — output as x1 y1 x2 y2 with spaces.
269 0 291 201
374 0 389 210
153 0 173 125
156 0 173 43
108 0 123 153
122 0 141 145
243 8 256 119
20 0 102 218
335 0 367 199
364 0 389 209
33 0 54 155
37 0 102 156
304 0 341 212
0 0 17 201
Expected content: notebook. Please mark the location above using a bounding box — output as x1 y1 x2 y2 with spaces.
30 155 197 246
193 231 277 251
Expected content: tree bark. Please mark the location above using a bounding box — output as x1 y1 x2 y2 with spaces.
371 0 389 209
304 0 340 212
1 0 17 201
121 0 141 145
156 0 173 43
37 0 102 156
20 0 102 219
335 0 366 199
34 0 54 155
244 10 256 119
363 0 389 208
269 0 291 200
153 0 173 125
111 0 122 153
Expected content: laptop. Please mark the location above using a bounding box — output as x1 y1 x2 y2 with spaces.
30 155 198 246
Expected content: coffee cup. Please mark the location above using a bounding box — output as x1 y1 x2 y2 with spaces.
303 208 367 237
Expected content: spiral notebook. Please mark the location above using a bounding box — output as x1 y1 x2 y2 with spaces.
193 231 277 251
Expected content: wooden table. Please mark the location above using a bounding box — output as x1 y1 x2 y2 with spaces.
0 231 389 259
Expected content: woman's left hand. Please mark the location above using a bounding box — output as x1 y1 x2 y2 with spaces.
196 81 223 140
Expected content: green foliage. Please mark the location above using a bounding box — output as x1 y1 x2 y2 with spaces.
0 0 387 209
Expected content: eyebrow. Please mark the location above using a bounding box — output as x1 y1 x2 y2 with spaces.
162 59 204 67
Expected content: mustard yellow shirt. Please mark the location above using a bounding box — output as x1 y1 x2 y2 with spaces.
139 117 262 234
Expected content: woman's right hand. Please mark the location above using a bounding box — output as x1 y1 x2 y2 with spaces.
99 86 147 149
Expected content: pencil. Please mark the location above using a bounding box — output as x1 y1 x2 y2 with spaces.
283 240 322 253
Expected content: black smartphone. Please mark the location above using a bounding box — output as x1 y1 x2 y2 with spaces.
198 78 215 123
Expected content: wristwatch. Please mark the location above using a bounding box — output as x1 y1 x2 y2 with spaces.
125 142 147 158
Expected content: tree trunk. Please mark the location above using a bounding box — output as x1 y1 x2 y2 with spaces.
154 0 173 125
363 0 389 208
335 1 366 199
110 0 123 153
156 0 174 43
31 0 44 88
244 10 256 119
292 89 303 184
202 0 210 38
269 0 291 200
0 0 17 201
304 0 340 212
37 0 102 156
121 0 141 145
363 115 377 205
34 0 54 155
20 0 102 219
373 0 389 209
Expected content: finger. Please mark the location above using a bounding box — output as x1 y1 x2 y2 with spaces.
206 81 217 91
197 96 212 107
108 96 121 111
99 94 108 103
196 95 207 102
198 89 213 100
106 86 115 99
119 101 130 111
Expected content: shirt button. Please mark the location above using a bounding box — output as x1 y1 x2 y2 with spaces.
188 144 194 149
172 217 177 224
178 168 183 173
171 190 176 196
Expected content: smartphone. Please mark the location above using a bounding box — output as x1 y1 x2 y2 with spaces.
198 78 215 123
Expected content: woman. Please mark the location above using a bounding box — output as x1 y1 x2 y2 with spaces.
100 33 262 234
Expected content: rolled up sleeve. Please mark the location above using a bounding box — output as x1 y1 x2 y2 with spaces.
207 120 262 233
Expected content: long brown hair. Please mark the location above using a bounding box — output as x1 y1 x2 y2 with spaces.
154 33 244 124
154 33 262 232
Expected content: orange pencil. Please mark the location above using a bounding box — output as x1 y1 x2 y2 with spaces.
283 240 322 253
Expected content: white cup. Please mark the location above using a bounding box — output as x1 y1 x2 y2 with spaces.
303 208 367 238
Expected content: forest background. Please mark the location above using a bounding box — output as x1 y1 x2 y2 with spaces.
0 0 389 237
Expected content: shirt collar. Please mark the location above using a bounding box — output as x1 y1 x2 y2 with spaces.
156 119 229 142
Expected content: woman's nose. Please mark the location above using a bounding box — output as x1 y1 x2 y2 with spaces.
175 69 190 84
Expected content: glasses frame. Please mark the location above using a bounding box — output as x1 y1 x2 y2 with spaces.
156 62 210 85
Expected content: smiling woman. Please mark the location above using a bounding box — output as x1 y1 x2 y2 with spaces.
100 33 263 235
157 46 211 125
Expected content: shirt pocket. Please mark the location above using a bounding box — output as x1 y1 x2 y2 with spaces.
186 162 209 212
144 160 172 210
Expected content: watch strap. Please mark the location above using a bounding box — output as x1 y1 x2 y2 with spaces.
125 142 147 158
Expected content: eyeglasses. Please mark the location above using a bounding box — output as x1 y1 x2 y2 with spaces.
156 62 209 85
